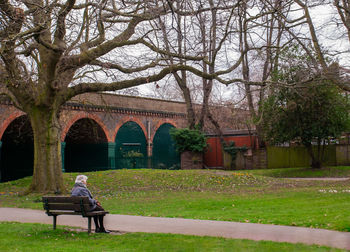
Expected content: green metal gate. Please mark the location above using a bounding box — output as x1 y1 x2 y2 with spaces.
152 123 180 169
115 121 147 169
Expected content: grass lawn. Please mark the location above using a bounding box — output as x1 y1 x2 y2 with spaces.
0 222 345 252
0 168 349 232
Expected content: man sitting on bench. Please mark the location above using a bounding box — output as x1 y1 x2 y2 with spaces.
71 175 110 233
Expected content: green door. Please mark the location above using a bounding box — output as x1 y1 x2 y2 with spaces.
115 121 147 169
152 123 180 169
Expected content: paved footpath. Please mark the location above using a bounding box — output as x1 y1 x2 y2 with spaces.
0 207 349 250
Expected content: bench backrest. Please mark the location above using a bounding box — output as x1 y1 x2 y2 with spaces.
42 196 91 216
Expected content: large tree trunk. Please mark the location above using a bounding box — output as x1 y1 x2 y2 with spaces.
305 144 322 169
28 107 65 193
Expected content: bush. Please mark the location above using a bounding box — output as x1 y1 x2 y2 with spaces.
170 127 207 153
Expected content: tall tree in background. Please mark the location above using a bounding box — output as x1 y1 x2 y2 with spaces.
155 0 245 130
238 0 286 147
259 44 350 168
155 1 270 133
156 0 196 129
260 82 350 168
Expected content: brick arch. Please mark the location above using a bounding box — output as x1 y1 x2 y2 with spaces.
151 119 177 144
113 116 147 142
0 111 26 140
61 112 111 142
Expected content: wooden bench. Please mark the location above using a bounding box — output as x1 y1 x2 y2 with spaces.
42 196 109 233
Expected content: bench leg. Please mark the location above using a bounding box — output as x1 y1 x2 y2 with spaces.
88 217 91 234
53 215 57 230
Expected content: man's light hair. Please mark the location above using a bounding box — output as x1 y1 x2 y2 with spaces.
75 175 88 184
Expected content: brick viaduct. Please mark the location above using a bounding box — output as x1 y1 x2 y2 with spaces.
0 93 188 181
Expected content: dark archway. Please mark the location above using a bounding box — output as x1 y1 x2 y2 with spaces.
115 121 147 169
0 115 34 182
64 118 108 172
152 123 180 169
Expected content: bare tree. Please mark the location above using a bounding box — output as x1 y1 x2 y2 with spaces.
237 0 286 147
156 1 197 128
153 0 253 133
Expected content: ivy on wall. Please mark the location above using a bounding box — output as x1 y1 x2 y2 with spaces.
223 141 247 169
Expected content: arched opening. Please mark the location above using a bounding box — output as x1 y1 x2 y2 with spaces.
152 123 180 169
0 115 33 182
115 121 147 169
64 118 108 172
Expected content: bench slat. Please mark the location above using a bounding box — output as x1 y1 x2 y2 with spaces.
46 210 108 216
47 211 82 216
43 196 90 204
44 203 91 211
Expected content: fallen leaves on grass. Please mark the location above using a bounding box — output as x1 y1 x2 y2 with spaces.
0 191 18 196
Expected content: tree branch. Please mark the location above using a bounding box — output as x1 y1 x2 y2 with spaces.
90 59 163 73
53 0 76 47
